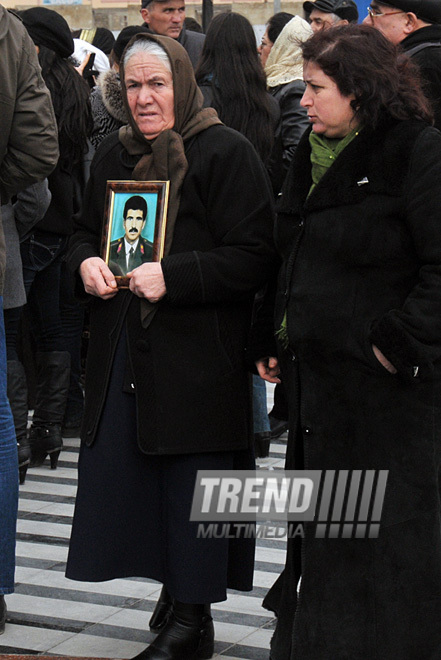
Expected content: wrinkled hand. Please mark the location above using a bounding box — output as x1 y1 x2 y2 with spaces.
128 262 166 302
256 357 281 384
372 344 397 374
79 257 118 299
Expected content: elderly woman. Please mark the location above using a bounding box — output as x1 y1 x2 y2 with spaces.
65 33 275 659
256 24 441 660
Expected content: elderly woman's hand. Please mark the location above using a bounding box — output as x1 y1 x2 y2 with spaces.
79 257 118 299
256 357 281 384
372 344 397 374
128 262 167 303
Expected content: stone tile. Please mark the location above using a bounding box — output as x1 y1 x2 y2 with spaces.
6 593 121 623
0 623 75 651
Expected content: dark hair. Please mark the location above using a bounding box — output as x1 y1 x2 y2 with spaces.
124 196 148 219
301 24 433 128
267 12 294 44
110 25 151 66
195 12 275 163
38 45 92 167
184 17 204 33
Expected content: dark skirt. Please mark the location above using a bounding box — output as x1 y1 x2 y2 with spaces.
66 325 255 603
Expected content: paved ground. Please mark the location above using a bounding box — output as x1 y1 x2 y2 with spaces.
0 387 288 659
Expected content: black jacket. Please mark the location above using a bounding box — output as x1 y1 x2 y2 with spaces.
68 125 276 454
401 24 441 129
264 117 441 659
141 23 204 69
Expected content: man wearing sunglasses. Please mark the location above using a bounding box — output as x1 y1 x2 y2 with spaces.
364 0 441 128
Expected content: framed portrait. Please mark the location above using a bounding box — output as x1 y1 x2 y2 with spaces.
101 180 170 288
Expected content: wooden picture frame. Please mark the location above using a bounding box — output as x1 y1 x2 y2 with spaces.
101 180 169 288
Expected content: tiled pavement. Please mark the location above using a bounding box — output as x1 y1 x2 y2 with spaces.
0 387 288 659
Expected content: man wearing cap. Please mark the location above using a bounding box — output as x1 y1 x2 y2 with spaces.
140 0 204 68
364 0 441 128
303 0 359 32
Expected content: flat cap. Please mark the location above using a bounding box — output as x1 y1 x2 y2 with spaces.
303 0 359 22
375 0 441 23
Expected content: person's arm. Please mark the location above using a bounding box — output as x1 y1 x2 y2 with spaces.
160 129 277 305
67 140 118 300
0 19 59 203
369 126 441 381
13 180 51 240
278 82 310 171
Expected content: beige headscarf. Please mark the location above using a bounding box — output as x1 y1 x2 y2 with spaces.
118 33 221 327
265 16 313 88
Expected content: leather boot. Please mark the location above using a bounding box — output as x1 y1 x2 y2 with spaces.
149 586 173 633
30 351 70 469
0 595 6 634
7 360 30 484
254 431 271 458
134 601 214 659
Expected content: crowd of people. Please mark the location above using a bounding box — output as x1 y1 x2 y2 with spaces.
1 0 441 657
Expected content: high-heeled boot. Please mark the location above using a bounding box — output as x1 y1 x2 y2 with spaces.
149 586 173 633
135 601 214 659
7 360 30 484
0 595 6 634
29 351 70 469
254 431 271 458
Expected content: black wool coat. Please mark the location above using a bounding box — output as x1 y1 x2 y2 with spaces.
68 124 276 455
264 117 441 659
402 25 441 130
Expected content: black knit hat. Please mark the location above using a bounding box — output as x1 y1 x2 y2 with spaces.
303 0 359 22
21 7 74 58
112 25 151 62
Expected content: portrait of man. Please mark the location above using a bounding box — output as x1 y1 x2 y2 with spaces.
109 195 153 276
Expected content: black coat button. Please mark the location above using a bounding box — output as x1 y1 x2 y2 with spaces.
136 339 150 353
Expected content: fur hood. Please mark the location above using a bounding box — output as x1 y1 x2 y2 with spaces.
97 69 127 124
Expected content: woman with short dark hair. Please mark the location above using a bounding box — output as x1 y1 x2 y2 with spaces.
256 24 441 659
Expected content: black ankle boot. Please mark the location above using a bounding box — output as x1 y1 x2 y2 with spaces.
135 601 214 659
149 586 173 633
7 360 30 484
29 424 62 468
30 351 70 469
0 595 6 634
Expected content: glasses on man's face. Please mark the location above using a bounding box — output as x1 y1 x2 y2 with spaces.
367 5 405 17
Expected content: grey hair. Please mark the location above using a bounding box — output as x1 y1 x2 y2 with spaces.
123 38 172 73
329 12 343 23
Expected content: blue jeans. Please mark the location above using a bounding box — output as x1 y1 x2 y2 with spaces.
0 295 19 594
252 374 270 434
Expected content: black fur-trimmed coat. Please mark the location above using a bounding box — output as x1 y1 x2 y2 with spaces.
90 69 127 149
264 117 441 659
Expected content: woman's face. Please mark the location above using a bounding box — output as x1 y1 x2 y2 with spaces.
258 27 273 69
125 52 175 140
301 61 357 138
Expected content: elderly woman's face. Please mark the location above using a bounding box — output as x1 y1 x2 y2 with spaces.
301 61 357 138
125 52 175 140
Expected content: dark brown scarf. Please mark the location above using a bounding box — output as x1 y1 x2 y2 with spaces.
118 33 221 327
